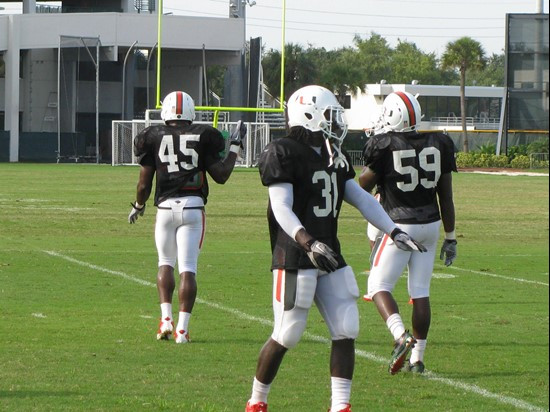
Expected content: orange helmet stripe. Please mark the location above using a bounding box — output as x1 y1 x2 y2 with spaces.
176 91 183 115
395 91 416 126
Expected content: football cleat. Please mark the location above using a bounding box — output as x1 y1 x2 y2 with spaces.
174 329 190 344
405 360 425 374
328 403 352 412
388 330 416 375
156 317 173 340
245 401 268 412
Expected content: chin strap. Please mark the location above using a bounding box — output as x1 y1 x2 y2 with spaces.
325 138 348 169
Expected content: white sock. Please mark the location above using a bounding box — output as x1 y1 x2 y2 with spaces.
331 377 351 411
409 339 427 364
176 311 191 332
249 377 270 404
386 313 405 341
160 303 172 321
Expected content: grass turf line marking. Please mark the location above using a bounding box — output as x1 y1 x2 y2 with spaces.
42 250 546 412
434 264 549 286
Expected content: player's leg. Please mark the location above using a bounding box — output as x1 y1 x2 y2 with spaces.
406 221 440 372
367 231 415 373
315 266 359 411
154 207 178 340
173 207 205 343
247 269 317 409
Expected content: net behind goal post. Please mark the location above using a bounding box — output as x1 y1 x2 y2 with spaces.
112 109 271 167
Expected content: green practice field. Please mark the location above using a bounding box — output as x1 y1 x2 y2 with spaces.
0 164 548 412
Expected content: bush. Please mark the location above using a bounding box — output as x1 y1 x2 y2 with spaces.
456 152 510 168
472 154 491 168
491 155 510 168
510 155 530 169
527 138 549 155
508 144 529 160
477 143 497 154
456 152 474 168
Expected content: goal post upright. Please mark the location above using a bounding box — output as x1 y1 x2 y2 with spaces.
155 0 287 128
156 0 163 109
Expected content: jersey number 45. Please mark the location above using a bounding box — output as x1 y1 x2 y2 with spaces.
159 134 200 173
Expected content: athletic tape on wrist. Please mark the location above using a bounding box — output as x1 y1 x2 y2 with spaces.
229 145 240 154
445 230 456 240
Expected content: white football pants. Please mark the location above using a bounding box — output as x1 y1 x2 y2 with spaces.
367 221 441 299
271 266 360 349
155 196 205 274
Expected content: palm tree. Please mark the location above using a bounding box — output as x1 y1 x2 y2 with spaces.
442 37 486 152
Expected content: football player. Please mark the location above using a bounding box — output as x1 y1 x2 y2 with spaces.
245 85 425 412
128 90 246 344
359 91 458 374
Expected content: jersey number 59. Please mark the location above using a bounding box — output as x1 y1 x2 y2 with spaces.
392 147 441 192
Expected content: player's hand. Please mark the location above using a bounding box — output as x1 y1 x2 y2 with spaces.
128 202 146 224
390 228 427 252
229 120 247 148
440 239 457 266
306 240 339 273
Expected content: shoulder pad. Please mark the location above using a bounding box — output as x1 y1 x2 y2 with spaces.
362 133 391 165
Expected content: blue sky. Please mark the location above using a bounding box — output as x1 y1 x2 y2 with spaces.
162 0 549 56
1 0 548 56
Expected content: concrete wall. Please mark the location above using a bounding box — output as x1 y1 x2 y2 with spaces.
0 11 246 161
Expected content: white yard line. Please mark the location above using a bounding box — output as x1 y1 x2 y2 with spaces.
42 250 547 412
433 264 549 286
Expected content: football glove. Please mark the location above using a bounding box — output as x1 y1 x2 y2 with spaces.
440 239 457 266
305 239 339 273
128 202 146 224
390 228 427 253
229 120 247 148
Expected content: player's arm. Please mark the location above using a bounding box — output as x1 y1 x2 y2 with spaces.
437 172 455 234
135 164 154 205
207 150 238 184
207 120 247 184
344 179 426 252
128 164 154 224
358 165 378 193
437 172 457 265
269 183 338 272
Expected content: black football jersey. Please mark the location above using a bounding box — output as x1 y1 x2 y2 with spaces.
258 137 356 271
362 131 457 224
133 123 225 205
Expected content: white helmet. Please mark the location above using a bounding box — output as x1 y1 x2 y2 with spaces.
287 85 348 144
161 91 195 122
381 91 421 132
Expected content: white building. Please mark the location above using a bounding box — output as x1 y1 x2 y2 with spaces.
0 0 247 162
345 82 505 132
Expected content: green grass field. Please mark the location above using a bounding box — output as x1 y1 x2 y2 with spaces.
0 164 548 412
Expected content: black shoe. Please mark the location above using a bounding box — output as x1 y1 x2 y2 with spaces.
405 360 425 374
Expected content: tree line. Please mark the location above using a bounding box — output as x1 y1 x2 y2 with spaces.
208 34 502 152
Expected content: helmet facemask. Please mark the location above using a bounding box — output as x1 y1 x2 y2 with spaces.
321 106 348 168
287 85 349 168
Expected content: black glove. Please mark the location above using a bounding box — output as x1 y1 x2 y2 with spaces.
230 120 247 148
390 228 427 252
128 202 146 224
440 239 457 266
305 239 339 273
